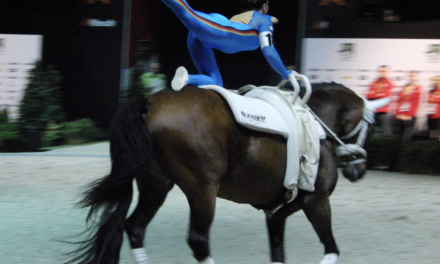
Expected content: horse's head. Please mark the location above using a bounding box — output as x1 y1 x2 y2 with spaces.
308 82 389 182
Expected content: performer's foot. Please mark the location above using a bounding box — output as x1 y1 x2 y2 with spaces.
171 66 189 91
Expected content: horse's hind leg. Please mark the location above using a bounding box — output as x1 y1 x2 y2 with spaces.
181 182 218 264
125 164 174 263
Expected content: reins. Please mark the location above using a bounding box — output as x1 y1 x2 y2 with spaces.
262 77 375 217
276 74 374 166
307 100 375 165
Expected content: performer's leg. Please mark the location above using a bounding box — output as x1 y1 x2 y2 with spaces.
187 32 223 87
171 66 219 91
436 118 440 140
401 119 415 143
382 113 393 136
161 0 257 52
161 0 218 39
428 118 440 140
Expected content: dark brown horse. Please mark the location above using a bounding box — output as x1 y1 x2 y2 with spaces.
66 83 383 264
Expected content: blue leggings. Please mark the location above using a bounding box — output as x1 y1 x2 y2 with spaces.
162 0 260 87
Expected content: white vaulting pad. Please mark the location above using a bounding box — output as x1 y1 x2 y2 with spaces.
200 85 290 137
199 85 325 192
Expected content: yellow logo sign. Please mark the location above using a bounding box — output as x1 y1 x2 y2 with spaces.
86 0 111 4
319 0 347 5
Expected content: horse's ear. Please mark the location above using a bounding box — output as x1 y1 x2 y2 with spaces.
362 97 391 112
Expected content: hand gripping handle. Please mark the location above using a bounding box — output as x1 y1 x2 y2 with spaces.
282 71 311 106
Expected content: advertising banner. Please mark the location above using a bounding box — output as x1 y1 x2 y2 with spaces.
0 34 43 119
302 38 440 130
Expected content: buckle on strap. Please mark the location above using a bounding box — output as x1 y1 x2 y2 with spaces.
263 187 299 218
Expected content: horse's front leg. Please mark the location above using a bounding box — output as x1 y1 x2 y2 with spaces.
266 214 287 264
301 144 340 264
302 196 339 264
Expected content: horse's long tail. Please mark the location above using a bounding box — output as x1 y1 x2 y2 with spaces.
66 98 152 264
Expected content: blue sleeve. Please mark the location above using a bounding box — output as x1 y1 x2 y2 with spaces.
262 46 290 80
258 15 290 80
258 14 273 32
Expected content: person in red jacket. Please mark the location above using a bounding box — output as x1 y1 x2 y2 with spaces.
394 71 421 143
367 65 393 136
427 75 440 140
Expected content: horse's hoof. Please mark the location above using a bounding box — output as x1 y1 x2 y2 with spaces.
319 253 338 264
131 248 149 264
199 256 215 264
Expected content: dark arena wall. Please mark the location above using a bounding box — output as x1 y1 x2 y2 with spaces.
1 0 440 130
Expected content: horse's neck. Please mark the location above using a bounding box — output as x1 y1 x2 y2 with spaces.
308 95 345 136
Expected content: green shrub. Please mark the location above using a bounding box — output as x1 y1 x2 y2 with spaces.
0 122 19 140
63 119 107 144
0 122 25 152
0 109 8 124
127 65 146 101
41 122 66 147
16 61 65 151
40 119 108 148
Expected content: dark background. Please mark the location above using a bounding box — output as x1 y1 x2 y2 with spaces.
1 0 440 129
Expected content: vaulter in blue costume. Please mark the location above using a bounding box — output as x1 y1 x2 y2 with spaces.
161 0 292 90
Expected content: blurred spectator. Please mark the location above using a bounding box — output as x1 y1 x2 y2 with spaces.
134 40 152 73
366 65 393 136
394 71 421 143
427 75 440 140
140 62 168 96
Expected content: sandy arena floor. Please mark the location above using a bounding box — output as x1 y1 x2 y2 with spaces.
1 143 440 264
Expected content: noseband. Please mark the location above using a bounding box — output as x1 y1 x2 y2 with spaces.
309 104 375 165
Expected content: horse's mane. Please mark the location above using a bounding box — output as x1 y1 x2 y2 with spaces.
307 82 360 110
311 82 355 95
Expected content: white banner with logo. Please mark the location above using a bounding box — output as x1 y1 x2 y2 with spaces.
302 38 440 131
0 34 43 120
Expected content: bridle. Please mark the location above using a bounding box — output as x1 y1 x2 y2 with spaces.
308 100 375 166
267 101 374 217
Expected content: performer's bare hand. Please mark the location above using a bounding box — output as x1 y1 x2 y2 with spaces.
271 16 279 24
